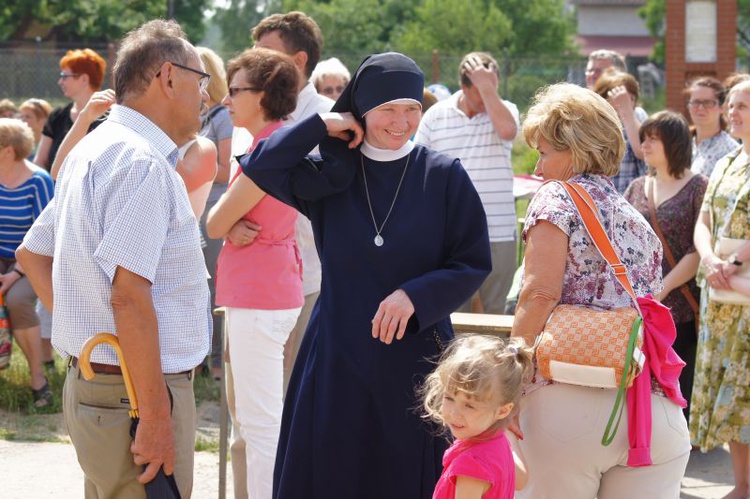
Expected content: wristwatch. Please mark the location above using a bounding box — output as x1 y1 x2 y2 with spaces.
729 254 744 266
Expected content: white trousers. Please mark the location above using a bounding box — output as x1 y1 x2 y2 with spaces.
516 383 691 499
225 306 301 499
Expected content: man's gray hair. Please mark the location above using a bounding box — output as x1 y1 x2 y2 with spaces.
587 49 627 72
113 19 193 103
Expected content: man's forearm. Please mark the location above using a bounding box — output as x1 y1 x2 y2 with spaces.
480 88 518 141
110 267 170 420
15 245 54 310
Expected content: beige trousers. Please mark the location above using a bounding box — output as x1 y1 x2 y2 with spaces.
516 383 690 499
63 363 196 499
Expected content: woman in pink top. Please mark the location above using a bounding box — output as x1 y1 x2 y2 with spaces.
206 48 302 499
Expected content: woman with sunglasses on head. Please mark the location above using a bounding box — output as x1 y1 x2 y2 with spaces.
34 49 107 172
686 77 738 177
205 48 303 499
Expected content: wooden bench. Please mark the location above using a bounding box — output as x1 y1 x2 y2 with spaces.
450 312 513 337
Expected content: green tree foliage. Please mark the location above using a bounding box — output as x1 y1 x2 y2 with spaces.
288 0 387 57
214 0 280 55
0 1 41 41
737 0 750 59
0 0 208 44
638 0 665 63
211 0 576 101
393 0 575 58
393 0 513 57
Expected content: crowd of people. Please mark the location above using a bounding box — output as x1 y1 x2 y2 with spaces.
0 11 749 499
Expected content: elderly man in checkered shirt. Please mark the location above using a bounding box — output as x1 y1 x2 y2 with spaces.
16 20 211 498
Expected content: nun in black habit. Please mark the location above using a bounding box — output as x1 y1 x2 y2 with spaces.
239 52 492 499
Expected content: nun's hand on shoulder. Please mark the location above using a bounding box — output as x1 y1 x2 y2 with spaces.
371 289 415 345
320 112 364 149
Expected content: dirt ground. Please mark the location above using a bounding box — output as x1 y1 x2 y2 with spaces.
0 401 235 499
0 400 739 499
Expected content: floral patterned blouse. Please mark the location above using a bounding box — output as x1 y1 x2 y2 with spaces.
523 174 663 310
521 174 664 393
691 132 739 177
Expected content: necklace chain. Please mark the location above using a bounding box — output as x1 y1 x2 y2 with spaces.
360 152 410 247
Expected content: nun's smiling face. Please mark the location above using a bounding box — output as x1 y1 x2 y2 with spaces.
364 102 422 150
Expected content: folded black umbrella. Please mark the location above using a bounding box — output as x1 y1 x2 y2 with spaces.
80 332 181 499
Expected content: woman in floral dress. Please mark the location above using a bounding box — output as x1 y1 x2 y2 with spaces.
692 80 750 499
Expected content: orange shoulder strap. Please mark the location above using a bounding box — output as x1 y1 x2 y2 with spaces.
551 180 638 306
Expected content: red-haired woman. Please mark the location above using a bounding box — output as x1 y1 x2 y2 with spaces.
34 48 107 171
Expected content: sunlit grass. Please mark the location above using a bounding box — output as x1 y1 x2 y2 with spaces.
0 340 63 414
0 345 224 451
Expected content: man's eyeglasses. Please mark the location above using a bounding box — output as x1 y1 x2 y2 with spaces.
688 99 719 109
170 62 211 92
228 86 262 98
59 72 81 79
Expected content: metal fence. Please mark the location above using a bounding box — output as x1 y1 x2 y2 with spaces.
0 44 659 113
330 51 590 112
0 43 115 104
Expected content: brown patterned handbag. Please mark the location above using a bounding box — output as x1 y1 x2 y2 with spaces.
535 181 644 390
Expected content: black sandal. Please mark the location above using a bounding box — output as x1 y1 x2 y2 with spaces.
32 379 52 409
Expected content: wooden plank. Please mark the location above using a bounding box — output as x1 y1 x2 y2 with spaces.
450 312 513 337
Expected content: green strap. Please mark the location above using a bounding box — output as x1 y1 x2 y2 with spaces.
601 316 643 446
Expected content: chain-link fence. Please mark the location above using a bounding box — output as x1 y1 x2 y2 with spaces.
1 43 660 114
0 43 115 105
330 51 589 112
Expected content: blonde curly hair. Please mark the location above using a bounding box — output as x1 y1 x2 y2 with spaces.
421 335 533 438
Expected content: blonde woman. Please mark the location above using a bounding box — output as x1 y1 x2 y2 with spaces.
197 46 232 379
513 83 690 498
310 57 350 101
18 99 52 158
0 119 54 407
692 80 750 499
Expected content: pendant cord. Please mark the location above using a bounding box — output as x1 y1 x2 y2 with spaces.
361 152 410 242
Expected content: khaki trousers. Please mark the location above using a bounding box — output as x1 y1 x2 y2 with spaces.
516 383 691 499
64 362 196 499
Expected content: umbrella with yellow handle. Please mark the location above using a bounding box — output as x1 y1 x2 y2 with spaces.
79 332 182 499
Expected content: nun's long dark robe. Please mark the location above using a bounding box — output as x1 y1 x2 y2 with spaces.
240 114 491 499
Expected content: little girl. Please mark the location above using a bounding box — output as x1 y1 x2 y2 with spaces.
422 335 532 499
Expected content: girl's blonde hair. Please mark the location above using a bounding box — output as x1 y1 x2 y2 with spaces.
421 335 533 437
